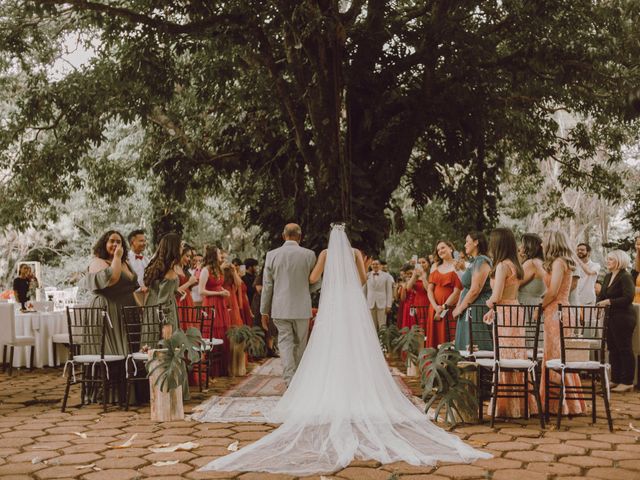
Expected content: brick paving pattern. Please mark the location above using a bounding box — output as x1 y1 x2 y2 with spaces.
1 365 639 479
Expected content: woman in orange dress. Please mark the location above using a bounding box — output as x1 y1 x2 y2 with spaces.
199 245 232 376
426 241 462 348
540 230 585 415
484 228 536 418
223 262 244 327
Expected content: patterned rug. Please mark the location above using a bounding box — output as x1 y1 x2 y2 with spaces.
190 358 428 423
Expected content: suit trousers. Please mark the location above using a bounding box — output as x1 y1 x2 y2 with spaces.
272 318 309 386
370 308 387 330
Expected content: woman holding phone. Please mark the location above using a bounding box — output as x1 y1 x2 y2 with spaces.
405 257 430 329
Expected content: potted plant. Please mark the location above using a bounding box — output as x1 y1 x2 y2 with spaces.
146 327 203 421
419 342 478 426
378 324 401 360
392 324 424 376
226 325 266 376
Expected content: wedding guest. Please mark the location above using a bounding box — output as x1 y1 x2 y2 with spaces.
452 232 493 352
175 243 197 327
13 264 32 310
127 229 149 305
86 230 138 355
190 252 204 306
540 230 585 415
426 241 462 348
380 260 389 273
232 258 254 326
597 250 636 392
243 258 259 304
144 233 182 333
406 259 430 329
199 245 232 376
397 264 416 329
632 234 640 304
364 259 394 330
144 233 191 399
224 260 244 327
26 266 39 303
252 262 278 357
576 243 600 306
483 228 531 418
518 233 546 306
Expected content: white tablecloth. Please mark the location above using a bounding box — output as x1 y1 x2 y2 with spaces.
7 311 67 368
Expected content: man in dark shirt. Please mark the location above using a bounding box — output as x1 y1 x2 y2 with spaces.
242 258 259 304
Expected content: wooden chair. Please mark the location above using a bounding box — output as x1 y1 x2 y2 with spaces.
177 305 217 391
198 306 224 377
476 303 545 428
545 305 612 431
61 306 125 413
121 304 164 410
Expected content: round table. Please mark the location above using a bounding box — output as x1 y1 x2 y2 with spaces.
14 311 66 368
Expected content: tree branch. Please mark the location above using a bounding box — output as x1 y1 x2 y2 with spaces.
34 0 244 36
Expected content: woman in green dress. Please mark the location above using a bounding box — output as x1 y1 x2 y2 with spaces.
144 233 183 333
86 230 138 356
144 232 190 400
452 231 493 352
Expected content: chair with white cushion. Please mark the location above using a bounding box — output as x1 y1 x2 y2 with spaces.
1 303 36 375
477 303 545 428
545 304 612 431
61 306 125 413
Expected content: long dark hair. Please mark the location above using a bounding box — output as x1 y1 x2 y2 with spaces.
433 240 456 267
468 231 489 256
489 228 524 280
93 230 128 263
144 233 182 286
203 245 222 278
521 233 544 261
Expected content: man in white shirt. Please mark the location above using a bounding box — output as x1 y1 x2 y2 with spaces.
127 229 149 305
576 243 600 305
364 259 394 330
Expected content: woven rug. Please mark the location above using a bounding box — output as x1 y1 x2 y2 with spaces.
190 358 428 423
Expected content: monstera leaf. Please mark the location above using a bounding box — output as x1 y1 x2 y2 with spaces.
146 327 203 393
392 324 424 365
419 342 478 426
378 324 401 354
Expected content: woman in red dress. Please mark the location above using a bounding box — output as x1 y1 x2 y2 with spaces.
199 245 232 376
175 244 197 329
222 262 244 327
426 241 462 348
405 258 430 330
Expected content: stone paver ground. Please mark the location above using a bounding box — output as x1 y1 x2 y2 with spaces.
1 363 640 480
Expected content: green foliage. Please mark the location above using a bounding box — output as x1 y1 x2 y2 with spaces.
378 323 401 355
392 324 425 365
419 343 478 426
146 327 203 393
226 325 266 358
1 1 640 253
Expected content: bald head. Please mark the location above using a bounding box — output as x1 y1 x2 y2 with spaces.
283 223 302 241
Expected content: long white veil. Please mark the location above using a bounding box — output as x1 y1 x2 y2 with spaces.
200 225 490 475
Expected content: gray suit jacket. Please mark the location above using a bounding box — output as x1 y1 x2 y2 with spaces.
260 240 317 319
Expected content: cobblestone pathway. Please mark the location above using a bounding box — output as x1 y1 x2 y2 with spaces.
1 365 639 480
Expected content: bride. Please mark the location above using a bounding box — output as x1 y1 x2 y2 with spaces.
200 224 491 475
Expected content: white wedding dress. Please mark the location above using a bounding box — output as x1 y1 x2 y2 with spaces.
200 225 491 475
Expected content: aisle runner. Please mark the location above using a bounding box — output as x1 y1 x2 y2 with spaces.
191 358 427 423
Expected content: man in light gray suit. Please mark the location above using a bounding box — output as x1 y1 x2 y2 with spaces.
260 223 318 386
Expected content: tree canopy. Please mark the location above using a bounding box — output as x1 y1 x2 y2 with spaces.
1 1 639 252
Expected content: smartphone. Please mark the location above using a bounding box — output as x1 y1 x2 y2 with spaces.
239 265 246 275
439 308 449 319
411 255 418 263
453 251 460 260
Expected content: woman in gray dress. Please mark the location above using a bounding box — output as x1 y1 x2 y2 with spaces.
144 233 183 333
518 233 546 305
86 230 138 356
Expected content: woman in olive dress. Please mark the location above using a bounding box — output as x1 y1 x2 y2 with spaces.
86 230 138 356
144 233 183 334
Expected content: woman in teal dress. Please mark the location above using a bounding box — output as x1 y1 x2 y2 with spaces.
452 232 493 352
86 230 138 356
518 233 546 306
144 232 189 399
